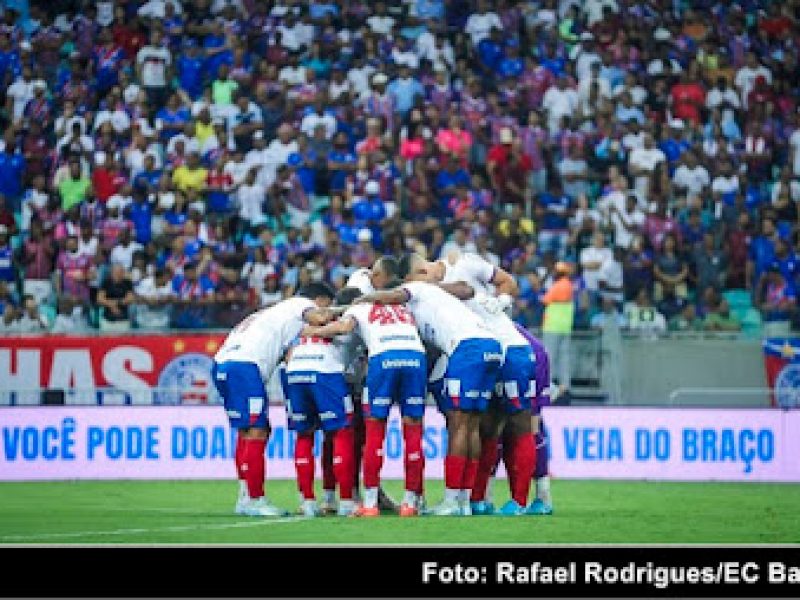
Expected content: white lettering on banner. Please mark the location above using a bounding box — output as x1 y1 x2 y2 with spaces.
102 347 153 403
49 350 96 398
0 349 41 405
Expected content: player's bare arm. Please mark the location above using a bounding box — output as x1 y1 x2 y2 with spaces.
355 288 409 305
303 307 336 326
304 317 356 339
491 267 519 297
438 281 475 300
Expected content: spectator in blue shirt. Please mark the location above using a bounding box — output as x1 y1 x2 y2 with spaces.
327 132 357 193
133 154 163 195
537 183 572 259
435 155 471 206
748 217 778 289
386 64 425 115
127 190 153 245
177 38 204 99
0 140 26 207
615 93 646 125
659 120 692 168
155 93 191 143
498 41 524 78
477 27 504 72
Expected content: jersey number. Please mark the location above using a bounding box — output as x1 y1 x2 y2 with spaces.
368 304 414 326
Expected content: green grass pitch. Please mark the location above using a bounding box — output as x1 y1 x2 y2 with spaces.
1 480 799 544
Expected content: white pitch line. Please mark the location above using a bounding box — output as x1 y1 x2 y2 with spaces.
0 516 306 542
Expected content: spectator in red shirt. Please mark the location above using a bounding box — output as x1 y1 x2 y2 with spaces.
670 71 706 125
91 152 127 203
487 126 515 195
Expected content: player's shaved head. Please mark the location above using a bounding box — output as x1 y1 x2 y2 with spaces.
398 252 425 281
371 255 399 289
400 252 440 282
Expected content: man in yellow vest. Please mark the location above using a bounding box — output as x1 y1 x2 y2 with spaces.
541 261 575 401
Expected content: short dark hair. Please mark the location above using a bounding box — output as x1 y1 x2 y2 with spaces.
374 255 398 279
397 253 421 280
334 286 361 306
298 282 335 301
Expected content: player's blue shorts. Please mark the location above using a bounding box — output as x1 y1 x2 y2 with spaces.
364 350 427 419
495 344 536 414
285 371 353 434
212 360 269 430
442 337 503 413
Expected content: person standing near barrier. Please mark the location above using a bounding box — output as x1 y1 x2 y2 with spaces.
541 262 575 403
211 284 336 517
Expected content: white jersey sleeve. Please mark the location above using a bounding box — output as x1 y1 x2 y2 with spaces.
346 268 374 295
214 296 315 378
344 303 425 357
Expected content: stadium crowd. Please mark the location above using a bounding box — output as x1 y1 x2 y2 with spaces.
0 0 798 335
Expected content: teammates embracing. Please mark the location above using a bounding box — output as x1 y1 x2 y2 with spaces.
211 252 555 518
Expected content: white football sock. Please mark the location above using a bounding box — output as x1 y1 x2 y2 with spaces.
536 476 552 504
444 488 460 503
402 490 417 506
363 487 379 509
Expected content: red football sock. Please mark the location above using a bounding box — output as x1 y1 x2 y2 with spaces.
463 458 479 493
402 421 423 494
352 413 365 494
235 432 246 480
470 437 498 501
333 426 355 500
294 433 315 500
363 419 386 489
510 433 536 506
503 437 516 495
444 454 467 490
242 438 266 499
321 432 335 492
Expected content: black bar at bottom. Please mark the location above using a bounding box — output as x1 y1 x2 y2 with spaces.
2 546 799 597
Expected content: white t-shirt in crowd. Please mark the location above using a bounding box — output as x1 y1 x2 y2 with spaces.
580 246 613 291
136 45 171 88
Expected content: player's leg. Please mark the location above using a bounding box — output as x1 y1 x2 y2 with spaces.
356 358 392 516
286 378 319 516
320 432 337 514
527 414 554 515
469 403 505 514
212 361 248 513
315 373 357 516
497 346 537 515
225 361 286 517
397 353 427 516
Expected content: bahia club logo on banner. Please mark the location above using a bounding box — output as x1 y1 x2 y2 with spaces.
1 406 799 482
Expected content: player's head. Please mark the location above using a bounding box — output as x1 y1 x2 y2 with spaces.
399 252 438 283
334 286 361 307
370 255 398 289
298 282 336 307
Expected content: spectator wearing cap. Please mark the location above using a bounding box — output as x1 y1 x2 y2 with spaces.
659 119 692 168
97 262 134 332
541 261 575 397
363 72 394 132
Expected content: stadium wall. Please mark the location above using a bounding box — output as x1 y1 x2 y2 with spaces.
0 333 768 407
0 406 797 482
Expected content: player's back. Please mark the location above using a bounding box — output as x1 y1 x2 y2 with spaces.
346 302 425 357
215 297 313 373
402 281 495 354
286 334 346 374
442 253 527 350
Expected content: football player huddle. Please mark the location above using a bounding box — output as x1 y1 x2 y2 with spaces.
212 252 554 518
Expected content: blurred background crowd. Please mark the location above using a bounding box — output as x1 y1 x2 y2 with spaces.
0 0 798 337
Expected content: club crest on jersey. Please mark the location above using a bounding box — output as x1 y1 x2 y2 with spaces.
156 353 218 405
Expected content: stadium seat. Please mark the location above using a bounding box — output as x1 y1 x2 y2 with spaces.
723 289 752 311
739 308 763 339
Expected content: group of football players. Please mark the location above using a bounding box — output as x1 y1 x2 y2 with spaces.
212 252 554 518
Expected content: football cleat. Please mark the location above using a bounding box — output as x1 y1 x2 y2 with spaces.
377 487 400 514
496 499 526 516
353 505 380 517
235 495 251 515
299 499 321 517
337 500 356 517
320 498 338 516
469 500 495 515
459 500 472 516
526 499 554 515
244 497 289 517
399 503 418 517
416 496 427 513
426 499 462 516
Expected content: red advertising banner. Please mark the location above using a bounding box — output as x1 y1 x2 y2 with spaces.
0 334 225 405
